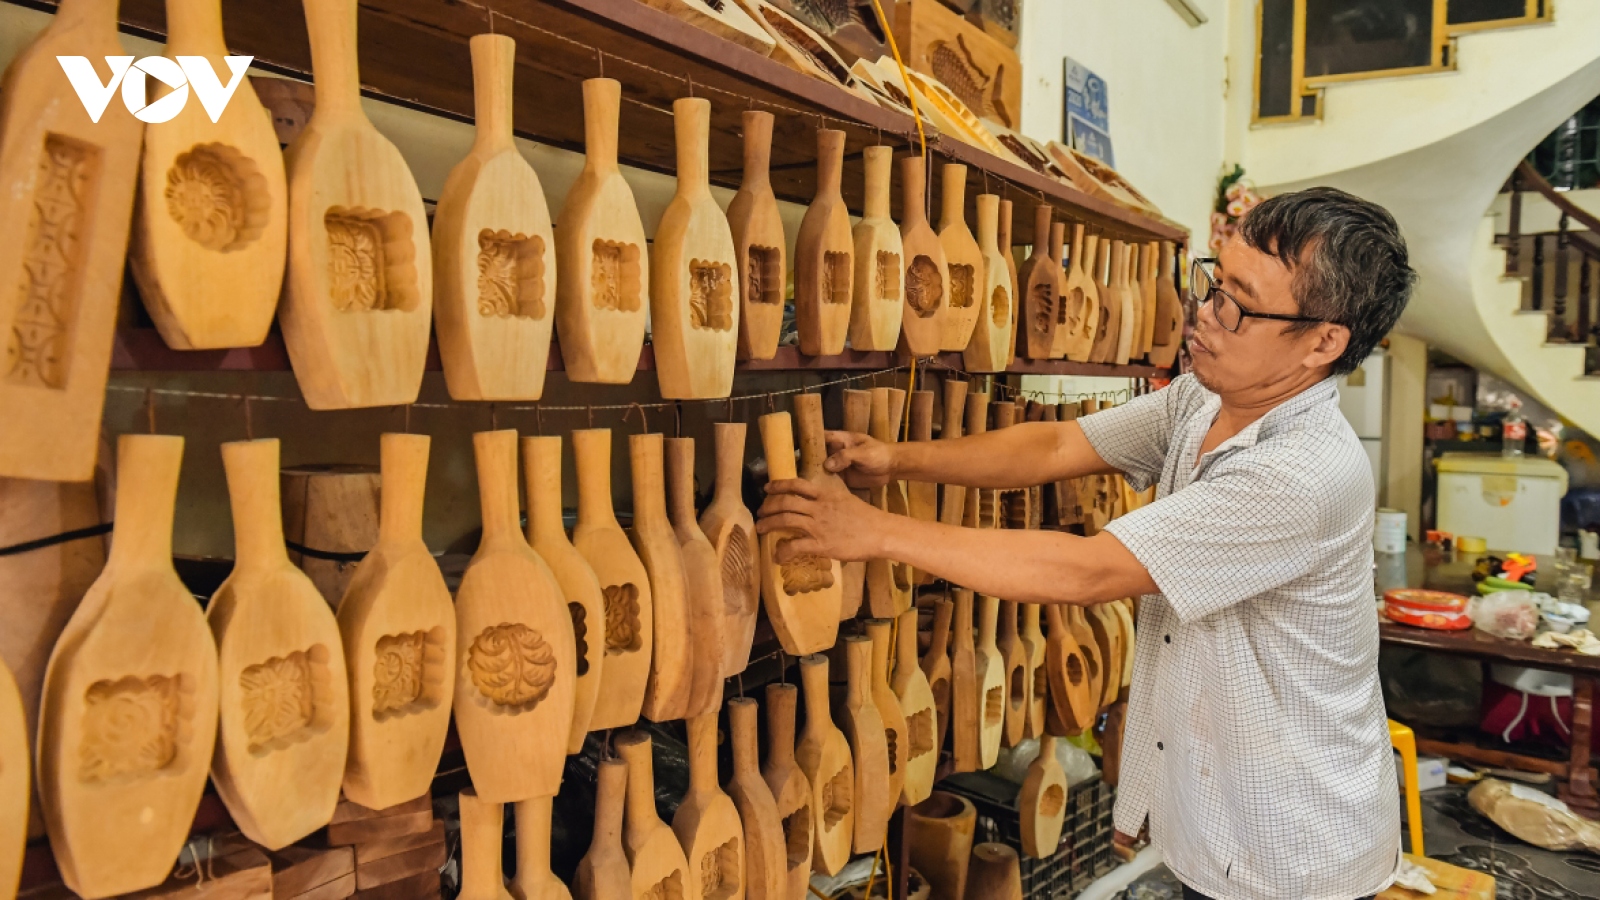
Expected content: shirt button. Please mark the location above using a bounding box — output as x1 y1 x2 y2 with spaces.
1164 635 1171 644
1157 742 1164 750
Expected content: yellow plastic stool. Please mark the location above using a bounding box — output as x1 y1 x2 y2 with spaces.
1388 719 1426 857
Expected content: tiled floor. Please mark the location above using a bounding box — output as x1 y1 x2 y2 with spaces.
1111 785 1600 899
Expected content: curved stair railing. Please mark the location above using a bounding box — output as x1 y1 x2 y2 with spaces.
1498 160 1600 373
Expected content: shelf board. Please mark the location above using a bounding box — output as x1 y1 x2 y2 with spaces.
68 0 1185 243
111 327 1170 380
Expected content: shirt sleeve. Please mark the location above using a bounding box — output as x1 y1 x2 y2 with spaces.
1076 377 1189 491
1103 458 1321 623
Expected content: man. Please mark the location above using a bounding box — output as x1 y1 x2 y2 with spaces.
757 187 1417 900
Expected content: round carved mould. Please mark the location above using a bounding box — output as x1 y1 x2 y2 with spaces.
164 142 272 252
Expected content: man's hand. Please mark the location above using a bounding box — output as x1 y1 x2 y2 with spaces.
822 430 896 490
756 475 887 563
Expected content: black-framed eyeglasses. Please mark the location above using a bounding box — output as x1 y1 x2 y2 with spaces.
1188 257 1328 333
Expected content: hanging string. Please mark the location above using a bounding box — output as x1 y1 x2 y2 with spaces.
622 402 649 435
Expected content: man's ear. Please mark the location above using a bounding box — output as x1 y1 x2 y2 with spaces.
1302 323 1349 371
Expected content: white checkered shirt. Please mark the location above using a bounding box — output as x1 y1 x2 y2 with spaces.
1079 374 1399 900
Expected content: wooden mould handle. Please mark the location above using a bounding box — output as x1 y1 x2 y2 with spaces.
629 434 667 521
792 394 827 481
964 392 990 438
674 98 711 192
108 434 184 568
728 697 761 777
665 436 698 530
581 78 622 172
1030 205 1052 253
976 195 999 249
685 709 720 795
713 421 746 499
798 653 831 726
165 0 226 51
470 34 516 150
908 391 934 442
862 146 893 220
999 600 1019 642
815 129 845 197
758 412 798 482
940 164 967 232
977 595 999 647
379 433 430 545
765 682 799 764
992 402 1015 430
221 438 289 568
1094 239 1110 287
742 111 774 189
1050 222 1066 266
842 635 872 706
894 610 919 673
592 757 627 844
473 430 522 543
1022 603 1041 635
952 589 975 650
514 796 554 890
884 389 906 443
614 731 658 845
865 619 893 685
843 391 872 500
868 388 891 443
302 0 364 116
927 597 954 659
572 429 617 525
940 380 967 440
457 789 506 900
998 200 1014 253
521 435 564 544
1070 224 1088 272
900 155 928 228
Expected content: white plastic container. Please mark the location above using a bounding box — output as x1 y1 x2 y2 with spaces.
1374 508 1407 554
1436 454 1569 556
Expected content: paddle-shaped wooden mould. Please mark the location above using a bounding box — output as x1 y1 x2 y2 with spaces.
726 697 785 900
37 436 218 898
653 99 739 399
521 435 606 754
453 430 575 802
1020 604 1046 740
1018 736 1066 859
699 422 758 678
995 601 1027 749
891 610 938 806
130 0 286 351
458 789 513 900
839 389 871 621
905 389 938 536
556 79 649 383
1087 239 1116 365
866 388 912 618
0 657 26 900
0 0 144 481
795 654 854 874
757 406 842 656
836 636 889 854
632 434 692 722
960 392 991 529
574 758 632 900
1013 205 1056 361
761 684 813 899
513 796 572 900
1113 242 1137 366
948 589 980 773
863 620 909 812
898 156 949 356
936 164 982 351
666 437 726 717
937 379 969 529
1063 606 1103 721
972 595 1006 768
996 200 1020 368
1086 604 1123 711
337 433 455 811
962 195 1013 373
849 146 905 352
282 0 432 409
1042 606 1093 736
795 129 854 356
571 428 652 729
433 34 555 401
920 597 954 756
728 112 786 362
1150 242 1183 368
672 712 745 900
1046 223 1070 360
209 439 350 849
616 732 691 900
1059 227 1099 363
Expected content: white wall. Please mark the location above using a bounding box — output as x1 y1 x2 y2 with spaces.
1017 0 1230 244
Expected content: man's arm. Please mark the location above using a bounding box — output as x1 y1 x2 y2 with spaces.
757 477 1158 605
826 420 1120 491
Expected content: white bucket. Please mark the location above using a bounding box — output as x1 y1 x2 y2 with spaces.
1375 508 1407 554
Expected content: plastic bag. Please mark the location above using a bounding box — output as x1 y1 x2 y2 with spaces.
992 737 1100 787
1469 591 1542 640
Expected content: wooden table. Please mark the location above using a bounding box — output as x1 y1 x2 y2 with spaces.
1378 548 1599 816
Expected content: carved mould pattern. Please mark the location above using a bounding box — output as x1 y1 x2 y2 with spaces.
721 527 754 616
324 207 420 312
372 627 447 720
991 285 1010 327
782 803 812 868
905 708 934 760
591 239 642 312
602 583 643 654
241 645 334 753
7 134 99 390
164 142 270 251
746 246 782 305
883 727 899 774
699 836 741 900
689 260 734 331
467 623 557 711
819 766 852 829
79 674 187 784
476 230 546 319
984 685 1004 726
1029 281 1055 335
778 549 834 595
760 8 852 85
1032 666 1047 704
569 602 591 677
949 264 975 309
928 36 1011 127
905 256 942 318
822 251 850 305
642 870 685 900
875 251 901 301
1038 783 1064 817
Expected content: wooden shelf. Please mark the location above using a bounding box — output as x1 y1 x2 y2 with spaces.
111 327 1170 380
71 0 1186 243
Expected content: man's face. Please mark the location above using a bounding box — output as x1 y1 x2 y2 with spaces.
1188 238 1343 395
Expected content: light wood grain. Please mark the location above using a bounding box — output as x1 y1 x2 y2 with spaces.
948 590 980 773
672 712 746 900
1019 605 1045 740
1137 242 1158 358
129 0 286 351
766 0 885 62
960 393 990 530
282 0 432 409
1086 604 1122 711
725 698 785 900
972 595 1006 768
38 436 219 898
795 655 854 874
728 113 787 362
698 423 758 678
995 601 1027 748
1042 605 1093 738
282 464 379 609
0 657 26 900
795 130 854 357
836 636 889 854
962 844 1020 900
571 429 652 730
904 391 938 581
906 793 975 900
513 797 571 900
839 389 871 621
0 0 144 480
996 201 1020 368
891 610 938 806
892 0 1021 130
555 79 649 383
453 431 575 803
616 732 692 900
521 436 606 754
962 195 1013 372
666 438 726 717
1018 736 1066 859
458 790 512 900
1112 243 1136 366
849 146 905 352
1087 240 1117 365
937 164 983 351
920 598 954 757
1149 242 1183 369
573 759 632 900
1045 224 1069 360
209 439 350 849
337 434 455 810
638 0 778 53
734 0 865 94
897 156 950 356
653 99 740 399
866 389 912 618
632 434 693 722
863 620 909 811
760 684 813 900
757 407 842 656
936 380 969 529
1013 206 1057 360
1059 228 1099 363
433 34 554 401
1062 606 1103 725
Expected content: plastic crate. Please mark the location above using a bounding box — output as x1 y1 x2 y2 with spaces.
942 771 1117 900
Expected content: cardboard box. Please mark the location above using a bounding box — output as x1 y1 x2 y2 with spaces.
1396 753 1449 792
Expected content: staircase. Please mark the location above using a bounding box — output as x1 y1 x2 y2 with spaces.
1235 1 1600 436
